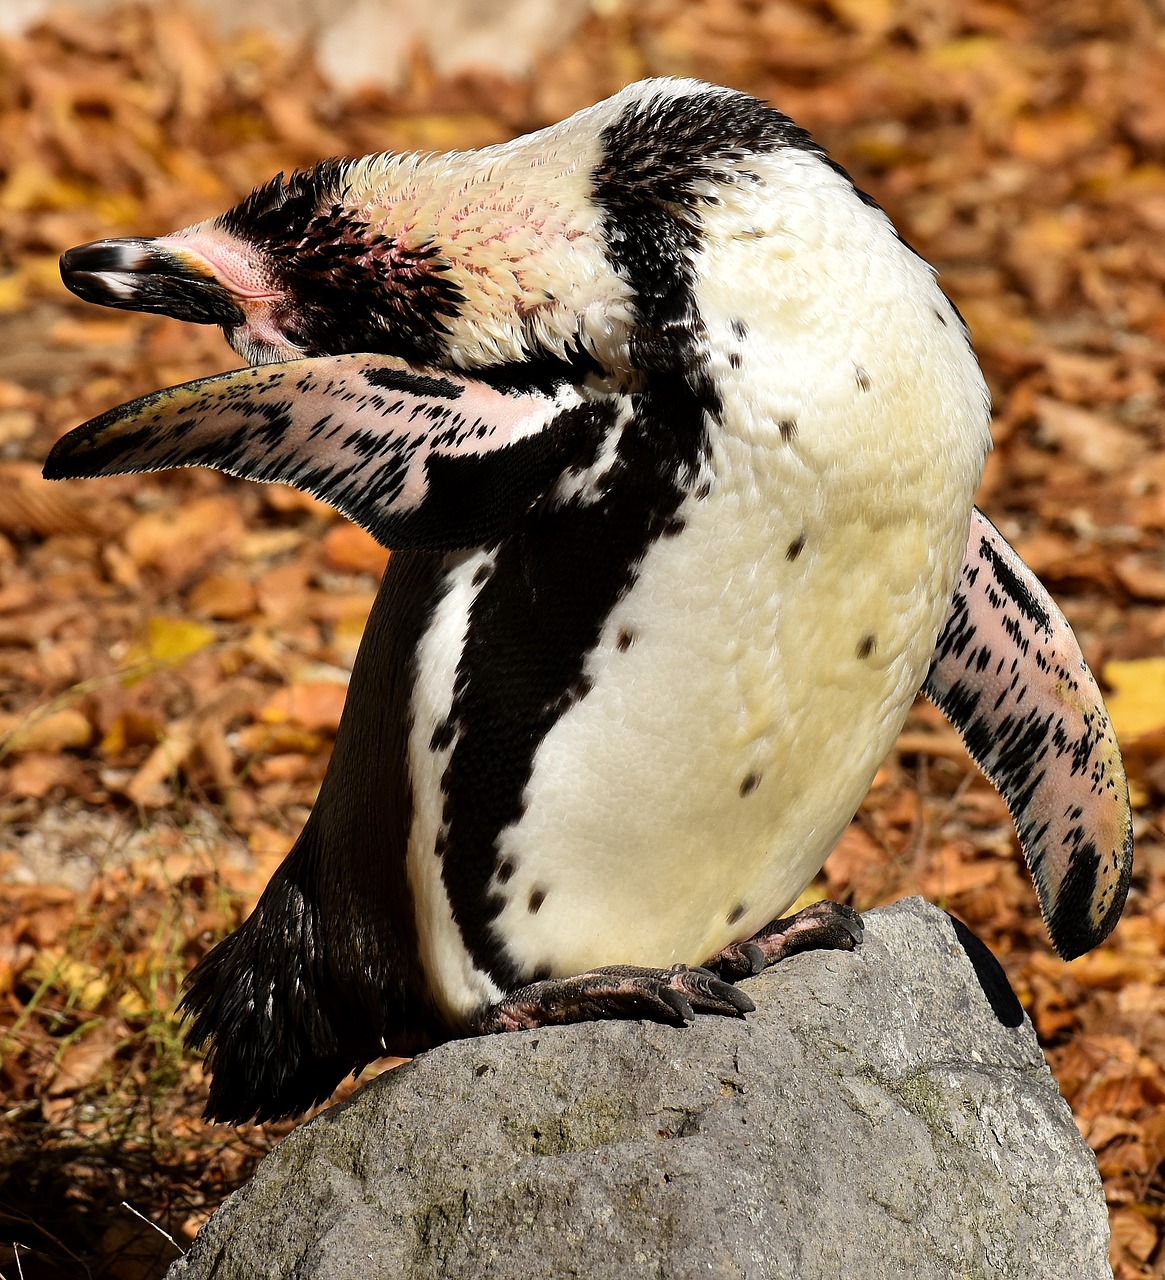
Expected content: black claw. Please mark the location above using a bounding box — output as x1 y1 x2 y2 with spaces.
741 942 766 975
825 910 864 949
659 988 696 1023
716 983 755 1015
682 969 754 1015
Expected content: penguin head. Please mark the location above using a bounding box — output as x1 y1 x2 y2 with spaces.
59 123 640 374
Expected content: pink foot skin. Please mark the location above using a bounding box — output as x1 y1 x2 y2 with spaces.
705 900 864 982
470 964 755 1035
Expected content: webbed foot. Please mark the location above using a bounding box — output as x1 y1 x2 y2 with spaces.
470 964 755 1035
705 900 863 981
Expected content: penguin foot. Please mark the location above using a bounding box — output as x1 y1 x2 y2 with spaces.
706 900 864 981
470 964 756 1035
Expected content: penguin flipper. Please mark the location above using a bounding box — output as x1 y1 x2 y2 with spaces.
470 965 755 1035
43 354 624 550
925 507 1133 960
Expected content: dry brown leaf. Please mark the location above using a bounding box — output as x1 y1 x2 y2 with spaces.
1087 1115 1144 1148
321 522 392 577
46 1017 129 1096
99 711 163 757
1110 1209 1158 1267
921 847 1002 898
235 722 325 756
0 706 92 754
122 718 196 808
0 462 102 536
255 558 311 625
263 484 336 518
123 495 244 582
1116 555 1165 602
1034 397 1140 475
260 681 348 734
188 569 257 620
8 751 87 798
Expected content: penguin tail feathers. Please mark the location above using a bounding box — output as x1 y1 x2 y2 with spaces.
180 829 412 1125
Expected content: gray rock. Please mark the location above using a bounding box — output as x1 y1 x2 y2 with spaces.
167 898 1112 1280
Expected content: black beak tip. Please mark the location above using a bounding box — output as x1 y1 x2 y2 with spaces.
61 238 140 278
57 237 246 327
59 268 117 306
42 434 79 481
60 239 151 307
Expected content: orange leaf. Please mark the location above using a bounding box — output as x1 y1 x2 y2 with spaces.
322 522 391 577
261 681 348 733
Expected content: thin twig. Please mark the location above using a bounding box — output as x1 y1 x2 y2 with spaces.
120 1202 184 1256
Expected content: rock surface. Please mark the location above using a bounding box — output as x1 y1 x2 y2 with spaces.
167 898 1112 1280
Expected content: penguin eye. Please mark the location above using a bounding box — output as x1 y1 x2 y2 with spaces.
283 326 309 349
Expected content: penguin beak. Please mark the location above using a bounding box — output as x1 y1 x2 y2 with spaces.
59 238 246 328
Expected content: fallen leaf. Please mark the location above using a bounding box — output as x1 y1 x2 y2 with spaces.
264 485 336 518
255 558 310 625
235 722 325 756
122 719 196 807
8 752 87 798
99 711 163 757
1109 1208 1157 1266
0 463 103 536
123 496 244 582
1103 658 1165 743
322 522 391 577
0 707 93 755
46 1018 129 1096
146 615 217 664
187 569 257 619
260 681 348 733
1034 397 1139 475
1115 555 1165 601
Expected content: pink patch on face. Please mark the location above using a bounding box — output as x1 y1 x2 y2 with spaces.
163 230 279 301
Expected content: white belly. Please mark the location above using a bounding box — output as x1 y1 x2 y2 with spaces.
491 458 976 977
407 152 991 1022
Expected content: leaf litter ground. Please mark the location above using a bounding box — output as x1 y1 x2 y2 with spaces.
0 2 1164 1276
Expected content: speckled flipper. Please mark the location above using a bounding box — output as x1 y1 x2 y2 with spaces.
43 355 621 550
926 507 1133 959
470 965 755 1035
705 901 864 981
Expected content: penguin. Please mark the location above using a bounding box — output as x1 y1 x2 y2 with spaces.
47 79 1132 1124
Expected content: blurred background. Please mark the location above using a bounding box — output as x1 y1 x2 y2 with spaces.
0 0 1163 1275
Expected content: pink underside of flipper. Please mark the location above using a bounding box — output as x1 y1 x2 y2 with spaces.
925 508 1132 959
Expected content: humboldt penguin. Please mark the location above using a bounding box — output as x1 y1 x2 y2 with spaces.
48 78 1133 1123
